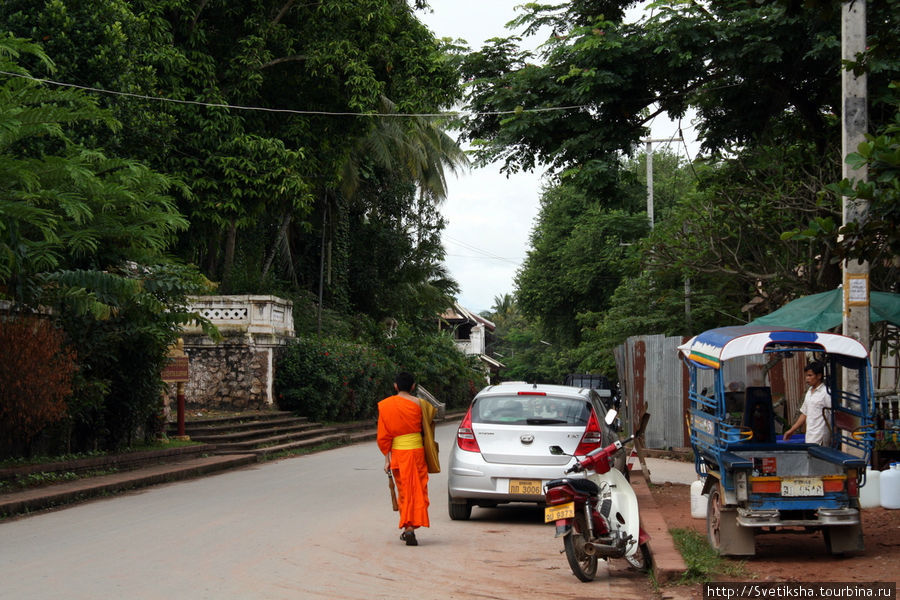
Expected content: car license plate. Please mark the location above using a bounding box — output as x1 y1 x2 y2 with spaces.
781 477 824 497
508 478 542 495
544 502 575 523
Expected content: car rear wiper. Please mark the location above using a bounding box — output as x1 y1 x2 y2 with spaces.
526 418 567 425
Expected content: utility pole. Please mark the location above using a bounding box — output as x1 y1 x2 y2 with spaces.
642 137 690 332
841 2 869 351
642 138 681 229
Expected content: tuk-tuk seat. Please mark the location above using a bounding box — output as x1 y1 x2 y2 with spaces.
720 451 753 470
807 445 866 469
730 442 811 452
743 386 775 444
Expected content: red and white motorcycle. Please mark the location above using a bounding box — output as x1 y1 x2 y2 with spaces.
544 412 652 581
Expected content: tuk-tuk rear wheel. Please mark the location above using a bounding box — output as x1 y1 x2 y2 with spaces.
707 487 723 551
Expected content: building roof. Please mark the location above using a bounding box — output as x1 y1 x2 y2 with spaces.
440 302 496 331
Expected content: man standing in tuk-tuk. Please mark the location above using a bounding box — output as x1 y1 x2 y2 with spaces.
782 361 829 445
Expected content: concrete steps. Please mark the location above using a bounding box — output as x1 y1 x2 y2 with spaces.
168 412 376 458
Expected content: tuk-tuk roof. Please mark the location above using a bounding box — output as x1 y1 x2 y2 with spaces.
677 325 868 369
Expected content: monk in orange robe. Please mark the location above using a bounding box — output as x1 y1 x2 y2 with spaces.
377 372 430 546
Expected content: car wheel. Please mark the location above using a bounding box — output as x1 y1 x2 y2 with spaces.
448 493 472 520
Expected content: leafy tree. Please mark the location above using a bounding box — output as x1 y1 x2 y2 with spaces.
516 181 648 346
345 172 459 326
0 36 212 452
646 140 846 312
459 0 897 366
1 0 465 314
784 84 900 289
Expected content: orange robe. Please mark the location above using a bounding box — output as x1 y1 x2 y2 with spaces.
377 395 430 529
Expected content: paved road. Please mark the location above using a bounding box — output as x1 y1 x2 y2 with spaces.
0 423 656 600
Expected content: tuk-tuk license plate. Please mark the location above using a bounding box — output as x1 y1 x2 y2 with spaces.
544 502 575 523
781 477 824 497
508 478 542 495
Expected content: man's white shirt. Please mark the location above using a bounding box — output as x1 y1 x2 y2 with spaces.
799 382 829 445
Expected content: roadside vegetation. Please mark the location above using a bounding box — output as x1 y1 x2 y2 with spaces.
670 528 749 584
1 2 897 460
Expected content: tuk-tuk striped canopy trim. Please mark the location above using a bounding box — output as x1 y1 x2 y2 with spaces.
677 326 868 369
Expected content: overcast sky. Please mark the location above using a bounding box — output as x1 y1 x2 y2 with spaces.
417 1 694 315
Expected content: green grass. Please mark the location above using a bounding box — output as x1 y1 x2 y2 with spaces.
670 528 749 584
0 468 121 492
0 451 105 469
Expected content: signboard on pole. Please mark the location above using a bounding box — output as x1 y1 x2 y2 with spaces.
161 356 190 383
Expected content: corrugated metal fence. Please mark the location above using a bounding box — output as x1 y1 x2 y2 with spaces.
614 334 686 450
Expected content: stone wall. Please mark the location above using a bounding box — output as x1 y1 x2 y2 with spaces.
164 296 294 414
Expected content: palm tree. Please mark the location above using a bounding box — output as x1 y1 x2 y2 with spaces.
309 95 470 330
340 95 469 202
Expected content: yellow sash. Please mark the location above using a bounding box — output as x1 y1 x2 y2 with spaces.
392 432 423 450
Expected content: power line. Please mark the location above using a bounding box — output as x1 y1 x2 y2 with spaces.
445 253 526 262
678 118 701 182
0 68 740 121
0 70 589 118
444 236 522 265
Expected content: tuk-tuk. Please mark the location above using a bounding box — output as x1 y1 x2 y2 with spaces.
679 326 875 556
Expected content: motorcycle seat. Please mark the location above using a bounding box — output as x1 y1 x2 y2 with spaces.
545 477 599 496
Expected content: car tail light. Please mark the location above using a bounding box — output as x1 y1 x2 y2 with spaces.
574 409 603 455
456 406 481 453
545 486 574 505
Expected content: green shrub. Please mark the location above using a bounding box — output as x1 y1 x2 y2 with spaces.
382 324 482 410
276 337 394 422
275 327 482 422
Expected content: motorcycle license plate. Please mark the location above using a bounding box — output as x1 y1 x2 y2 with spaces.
544 502 575 523
508 478 542 495
781 477 823 497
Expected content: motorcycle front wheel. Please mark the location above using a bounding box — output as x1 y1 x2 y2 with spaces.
563 515 598 582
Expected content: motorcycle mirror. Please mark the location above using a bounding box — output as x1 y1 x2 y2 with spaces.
635 412 651 438
604 408 618 425
549 445 566 455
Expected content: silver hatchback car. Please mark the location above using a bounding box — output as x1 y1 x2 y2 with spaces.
447 381 624 520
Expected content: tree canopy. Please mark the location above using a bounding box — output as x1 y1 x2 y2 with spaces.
470 0 899 383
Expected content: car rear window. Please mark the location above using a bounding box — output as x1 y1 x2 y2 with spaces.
471 395 590 426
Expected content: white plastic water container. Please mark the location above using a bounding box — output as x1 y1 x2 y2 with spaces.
690 479 708 518
859 466 881 509
880 462 900 510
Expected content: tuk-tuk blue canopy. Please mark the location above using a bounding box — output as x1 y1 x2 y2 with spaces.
677 325 868 369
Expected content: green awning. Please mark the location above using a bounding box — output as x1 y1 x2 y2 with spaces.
750 289 900 332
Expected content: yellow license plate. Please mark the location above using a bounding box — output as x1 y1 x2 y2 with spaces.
781 477 824 497
544 501 575 523
508 478 542 495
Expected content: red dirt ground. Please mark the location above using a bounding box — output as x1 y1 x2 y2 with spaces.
650 482 900 597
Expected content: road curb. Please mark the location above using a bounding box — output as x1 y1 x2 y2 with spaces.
631 470 687 583
0 454 256 519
